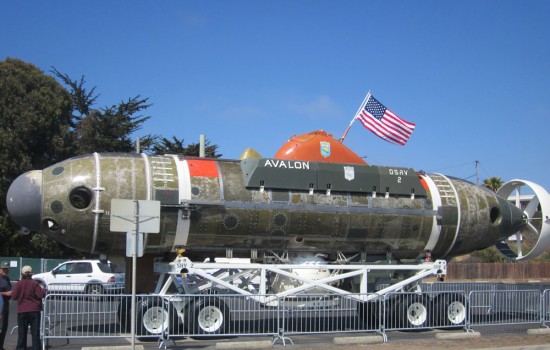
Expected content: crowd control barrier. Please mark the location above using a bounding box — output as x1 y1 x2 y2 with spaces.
40 285 550 349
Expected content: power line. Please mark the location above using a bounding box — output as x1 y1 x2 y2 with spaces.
430 161 477 173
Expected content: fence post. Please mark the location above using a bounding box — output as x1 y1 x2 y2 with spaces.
272 295 293 346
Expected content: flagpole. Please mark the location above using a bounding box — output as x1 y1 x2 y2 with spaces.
339 90 372 143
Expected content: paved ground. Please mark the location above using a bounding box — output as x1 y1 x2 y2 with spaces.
15 332 550 350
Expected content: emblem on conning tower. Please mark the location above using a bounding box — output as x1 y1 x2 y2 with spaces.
344 166 355 181
320 141 330 158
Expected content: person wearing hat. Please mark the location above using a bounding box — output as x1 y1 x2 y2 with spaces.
11 265 45 350
0 261 12 350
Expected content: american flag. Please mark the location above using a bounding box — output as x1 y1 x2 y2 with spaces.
356 95 415 146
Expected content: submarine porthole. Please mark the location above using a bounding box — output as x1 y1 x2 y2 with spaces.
52 166 65 176
223 214 239 230
69 187 92 209
273 212 288 227
50 200 64 214
490 207 501 224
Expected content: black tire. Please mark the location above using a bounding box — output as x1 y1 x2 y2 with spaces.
86 283 104 301
395 294 430 329
187 297 229 336
357 300 380 330
137 297 179 337
435 293 468 328
117 296 131 333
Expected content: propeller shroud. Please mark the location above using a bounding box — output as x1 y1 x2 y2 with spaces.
496 180 550 261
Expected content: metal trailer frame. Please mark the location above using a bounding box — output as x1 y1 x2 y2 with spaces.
141 256 448 341
154 256 446 302
148 256 446 334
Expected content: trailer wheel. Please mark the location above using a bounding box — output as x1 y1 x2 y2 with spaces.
137 297 178 336
187 297 228 336
397 295 430 329
436 293 467 327
117 296 131 333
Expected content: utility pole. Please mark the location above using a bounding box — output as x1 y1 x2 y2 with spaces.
475 160 479 185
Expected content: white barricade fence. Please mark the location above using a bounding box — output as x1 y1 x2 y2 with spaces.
465 290 542 331
422 281 497 294
279 293 377 335
423 281 502 316
164 294 281 338
544 289 550 327
42 293 127 341
42 282 125 295
382 291 468 333
40 288 550 346
117 294 174 340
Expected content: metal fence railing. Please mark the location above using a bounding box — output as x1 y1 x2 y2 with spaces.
544 289 550 327
40 282 125 295
465 289 542 330
40 286 550 349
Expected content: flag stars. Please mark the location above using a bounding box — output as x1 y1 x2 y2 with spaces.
365 98 386 120
354 93 416 146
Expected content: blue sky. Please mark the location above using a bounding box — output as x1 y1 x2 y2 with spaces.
2 1 549 190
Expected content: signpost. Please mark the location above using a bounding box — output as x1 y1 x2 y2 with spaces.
110 199 160 349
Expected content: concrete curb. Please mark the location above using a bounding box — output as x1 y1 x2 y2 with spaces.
216 340 273 349
435 331 481 340
333 335 385 344
475 345 550 350
82 346 144 350
528 328 550 335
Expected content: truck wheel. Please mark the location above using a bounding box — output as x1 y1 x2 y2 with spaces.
397 295 430 329
187 297 228 336
137 297 178 336
436 293 467 327
117 296 131 333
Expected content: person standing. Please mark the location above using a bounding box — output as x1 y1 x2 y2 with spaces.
11 266 45 350
0 295 3 345
0 261 12 350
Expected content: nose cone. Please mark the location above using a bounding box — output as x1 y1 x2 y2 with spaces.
496 195 527 241
509 202 527 233
6 170 43 231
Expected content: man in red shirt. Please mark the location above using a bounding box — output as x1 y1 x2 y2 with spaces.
11 266 45 350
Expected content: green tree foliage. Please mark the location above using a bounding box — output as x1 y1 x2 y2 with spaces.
152 136 222 158
470 246 509 263
0 58 76 257
0 58 223 258
51 68 154 154
483 177 504 192
0 59 74 188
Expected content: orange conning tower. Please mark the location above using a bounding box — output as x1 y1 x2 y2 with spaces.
274 130 367 165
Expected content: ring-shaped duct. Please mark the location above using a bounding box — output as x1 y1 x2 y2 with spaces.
496 179 550 261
